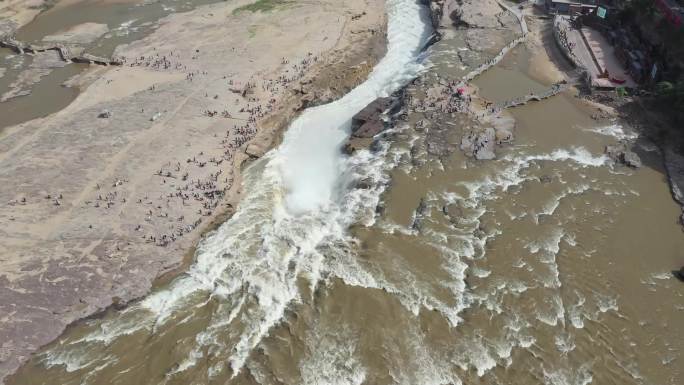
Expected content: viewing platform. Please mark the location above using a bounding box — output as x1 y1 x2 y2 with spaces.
553 15 636 89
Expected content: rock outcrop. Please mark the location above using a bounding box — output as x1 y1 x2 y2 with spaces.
430 0 512 30
458 113 515 161
492 114 515 144
674 266 684 282
245 142 268 158
442 202 464 225
461 127 496 160
353 119 385 138
343 94 403 154
411 197 428 231
351 97 391 133
605 144 641 168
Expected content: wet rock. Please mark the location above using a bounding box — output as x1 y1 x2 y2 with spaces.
354 119 385 138
297 90 334 111
428 1 444 30
342 142 355 155
410 143 420 158
351 96 402 134
492 114 515 144
344 97 399 153
166 363 180 375
623 151 642 169
590 109 612 121
474 144 495 160
110 296 128 311
411 197 428 231
351 97 391 132
605 144 641 168
461 127 496 160
605 145 621 160
297 96 313 111
355 177 373 189
442 203 463 224
460 133 476 156
416 197 427 216
674 267 684 282
663 148 684 226
369 138 385 153
342 136 373 155
494 125 513 144
375 201 386 215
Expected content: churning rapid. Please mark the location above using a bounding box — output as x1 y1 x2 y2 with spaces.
8 0 684 384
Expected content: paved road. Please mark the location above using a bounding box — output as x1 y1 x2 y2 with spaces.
566 27 600 76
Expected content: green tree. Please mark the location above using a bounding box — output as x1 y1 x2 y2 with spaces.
655 80 684 124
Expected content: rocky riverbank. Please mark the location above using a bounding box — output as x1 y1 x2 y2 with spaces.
343 0 526 160
585 88 684 226
0 0 388 381
421 0 524 160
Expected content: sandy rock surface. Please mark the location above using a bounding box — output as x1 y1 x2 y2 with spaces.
461 127 496 160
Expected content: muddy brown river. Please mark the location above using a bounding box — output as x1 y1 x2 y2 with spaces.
5 1 684 384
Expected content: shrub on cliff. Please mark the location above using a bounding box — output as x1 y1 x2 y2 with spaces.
655 79 684 125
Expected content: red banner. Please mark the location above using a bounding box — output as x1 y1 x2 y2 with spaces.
654 0 683 27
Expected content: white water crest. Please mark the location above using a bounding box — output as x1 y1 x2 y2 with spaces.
42 0 433 379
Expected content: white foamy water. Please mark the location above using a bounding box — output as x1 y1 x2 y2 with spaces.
299 324 367 385
586 123 638 141
111 19 138 37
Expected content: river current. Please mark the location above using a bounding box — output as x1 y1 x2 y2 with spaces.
7 0 684 384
